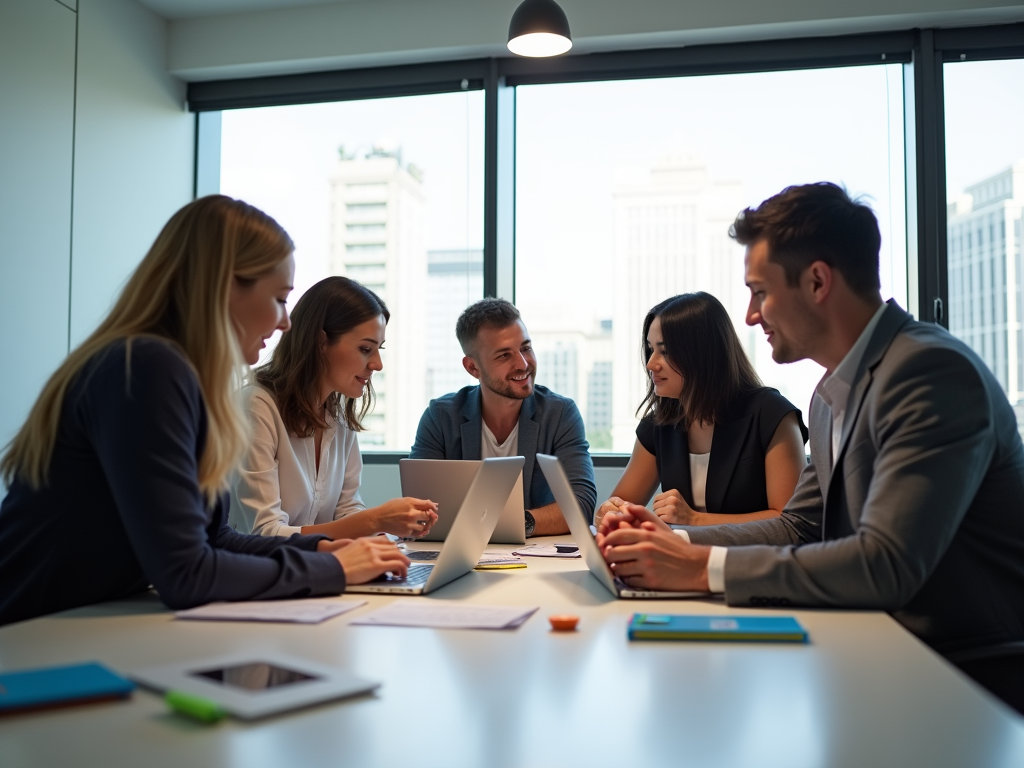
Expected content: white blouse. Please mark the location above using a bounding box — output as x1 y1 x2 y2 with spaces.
688 452 710 512
229 385 365 537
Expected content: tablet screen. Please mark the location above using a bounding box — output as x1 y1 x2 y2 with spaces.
192 663 319 691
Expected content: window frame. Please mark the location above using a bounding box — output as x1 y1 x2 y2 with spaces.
188 22 1024 462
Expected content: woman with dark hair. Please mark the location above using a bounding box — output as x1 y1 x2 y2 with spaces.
595 292 808 528
231 275 438 540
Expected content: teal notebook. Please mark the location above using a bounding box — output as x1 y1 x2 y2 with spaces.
0 662 135 716
628 614 808 643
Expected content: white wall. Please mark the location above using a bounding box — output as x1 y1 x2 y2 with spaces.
0 0 194 494
0 0 77 461
70 0 195 344
165 0 1024 81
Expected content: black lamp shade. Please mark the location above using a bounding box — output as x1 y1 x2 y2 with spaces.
508 0 572 45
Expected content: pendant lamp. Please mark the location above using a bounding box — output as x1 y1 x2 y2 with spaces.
507 0 572 57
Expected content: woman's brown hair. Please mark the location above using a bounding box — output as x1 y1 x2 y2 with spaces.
255 276 389 435
637 292 762 429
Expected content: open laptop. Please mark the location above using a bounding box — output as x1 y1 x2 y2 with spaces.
536 453 708 599
400 459 526 545
347 456 525 595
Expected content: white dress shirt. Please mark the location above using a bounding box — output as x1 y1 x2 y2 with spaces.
680 302 888 593
229 385 366 538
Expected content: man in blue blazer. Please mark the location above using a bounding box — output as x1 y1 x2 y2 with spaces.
410 299 596 535
599 183 1024 712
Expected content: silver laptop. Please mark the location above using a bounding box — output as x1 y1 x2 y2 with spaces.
400 459 526 545
536 453 708 599
348 456 525 595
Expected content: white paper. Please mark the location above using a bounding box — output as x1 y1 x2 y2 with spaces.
512 543 582 558
350 599 538 630
175 599 367 624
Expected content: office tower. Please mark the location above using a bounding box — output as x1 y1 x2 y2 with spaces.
947 161 1024 428
330 147 427 449
609 155 746 451
533 319 614 449
425 249 483 401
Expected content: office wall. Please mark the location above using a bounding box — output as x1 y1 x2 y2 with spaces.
0 0 77 465
165 0 1024 80
70 0 195 345
0 0 194 495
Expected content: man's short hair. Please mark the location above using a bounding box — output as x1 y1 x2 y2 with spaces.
730 182 882 301
456 298 521 357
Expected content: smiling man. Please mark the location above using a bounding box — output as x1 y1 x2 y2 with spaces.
410 299 596 535
599 182 1024 712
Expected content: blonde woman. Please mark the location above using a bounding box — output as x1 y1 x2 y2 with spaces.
0 196 409 627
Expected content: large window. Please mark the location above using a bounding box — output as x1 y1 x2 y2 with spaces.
944 58 1024 436
219 92 485 450
516 65 908 450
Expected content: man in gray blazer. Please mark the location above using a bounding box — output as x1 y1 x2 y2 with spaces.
599 183 1024 709
410 299 596 535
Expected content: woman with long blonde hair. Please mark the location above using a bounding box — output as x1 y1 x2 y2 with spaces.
0 195 409 626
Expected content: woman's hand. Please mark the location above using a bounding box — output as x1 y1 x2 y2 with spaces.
318 537 411 584
594 496 627 530
370 497 439 538
651 489 699 525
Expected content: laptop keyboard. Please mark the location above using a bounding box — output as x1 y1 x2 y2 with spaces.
373 564 433 585
406 550 441 561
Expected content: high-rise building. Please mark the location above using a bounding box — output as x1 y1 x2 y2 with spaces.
532 319 614 449
425 249 483 401
610 155 746 451
330 147 427 449
947 161 1024 414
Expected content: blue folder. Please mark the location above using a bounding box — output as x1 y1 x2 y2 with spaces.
628 614 809 643
0 661 135 716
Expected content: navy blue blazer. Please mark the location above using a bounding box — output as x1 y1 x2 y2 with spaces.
409 385 597 521
0 338 347 627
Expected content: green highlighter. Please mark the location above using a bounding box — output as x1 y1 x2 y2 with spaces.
165 690 227 723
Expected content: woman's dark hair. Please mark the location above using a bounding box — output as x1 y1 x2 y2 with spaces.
638 292 762 428
255 276 389 435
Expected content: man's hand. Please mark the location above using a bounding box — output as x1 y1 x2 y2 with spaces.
597 502 672 542
599 509 711 592
652 489 700 525
371 497 439 538
594 496 627 530
318 537 411 584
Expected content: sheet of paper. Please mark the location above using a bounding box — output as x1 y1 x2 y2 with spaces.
477 550 523 565
175 599 367 624
350 600 538 630
512 543 582 558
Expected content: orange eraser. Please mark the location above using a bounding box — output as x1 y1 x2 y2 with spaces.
549 615 580 631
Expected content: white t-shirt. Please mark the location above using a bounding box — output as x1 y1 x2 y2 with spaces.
481 421 520 458
229 385 365 537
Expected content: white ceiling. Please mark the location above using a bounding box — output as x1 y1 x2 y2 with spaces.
135 0 357 20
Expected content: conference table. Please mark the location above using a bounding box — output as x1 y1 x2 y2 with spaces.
2 535 1023 768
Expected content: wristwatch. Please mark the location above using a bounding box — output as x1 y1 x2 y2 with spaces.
524 510 536 537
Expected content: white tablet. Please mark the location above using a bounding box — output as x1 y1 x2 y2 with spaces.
131 652 379 720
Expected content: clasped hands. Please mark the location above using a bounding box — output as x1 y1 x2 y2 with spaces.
596 502 711 593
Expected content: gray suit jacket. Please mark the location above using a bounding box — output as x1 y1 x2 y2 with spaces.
687 301 1024 655
409 385 597 522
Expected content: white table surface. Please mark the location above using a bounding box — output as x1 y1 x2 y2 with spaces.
2 536 1023 768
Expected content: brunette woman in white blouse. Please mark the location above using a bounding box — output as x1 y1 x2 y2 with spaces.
230 276 438 539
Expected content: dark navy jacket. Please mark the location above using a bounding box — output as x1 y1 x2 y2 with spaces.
0 338 346 627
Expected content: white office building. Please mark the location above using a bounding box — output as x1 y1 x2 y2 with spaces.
947 162 1024 417
330 149 427 449
425 249 483 402
609 155 747 451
